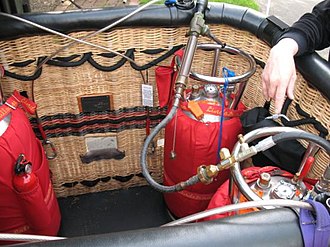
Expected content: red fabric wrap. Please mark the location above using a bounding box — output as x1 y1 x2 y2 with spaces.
0 108 61 236
155 66 175 108
163 108 243 217
155 49 183 107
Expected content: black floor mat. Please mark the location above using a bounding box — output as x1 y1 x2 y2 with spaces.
57 186 172 237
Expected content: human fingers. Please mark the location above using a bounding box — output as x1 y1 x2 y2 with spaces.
274 81 287 114
261 70 270 101
286 70 296 100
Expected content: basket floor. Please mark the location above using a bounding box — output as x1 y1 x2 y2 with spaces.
58 186 172 237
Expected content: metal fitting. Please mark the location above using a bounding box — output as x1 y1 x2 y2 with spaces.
315 165 330 193
188 12 205 35
217 148 236 170
235 146 258 162
238 134 249 153
257 173 271 189
197 165 219 184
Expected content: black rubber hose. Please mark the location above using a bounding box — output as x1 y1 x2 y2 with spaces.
272 131 330 154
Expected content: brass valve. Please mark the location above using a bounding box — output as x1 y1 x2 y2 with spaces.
197 137 260 185
197 165 219 184
218 148 236 170
197 148 235 185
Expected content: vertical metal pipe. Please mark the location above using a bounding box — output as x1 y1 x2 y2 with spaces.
0 73 4 105
174 34 199 105
177 35 199 80
211 49 220 77
0 87 4 105
230 80 247 109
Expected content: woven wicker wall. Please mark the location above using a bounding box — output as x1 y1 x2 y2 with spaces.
0 24 329 197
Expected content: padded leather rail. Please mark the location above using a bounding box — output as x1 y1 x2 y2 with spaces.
21 208 303 247
0 4 267 41
0 3 329 100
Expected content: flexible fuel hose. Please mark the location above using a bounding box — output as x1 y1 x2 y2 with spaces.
271 131 330 154
162 199 314 226
140 101 200 192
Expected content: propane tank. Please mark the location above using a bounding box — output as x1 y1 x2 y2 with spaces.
0 98 61 236
163 84 246 217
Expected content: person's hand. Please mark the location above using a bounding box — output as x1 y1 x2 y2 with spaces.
262 38 299 113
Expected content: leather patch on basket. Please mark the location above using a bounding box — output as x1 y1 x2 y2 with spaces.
77 93 113 113
80 148 125 164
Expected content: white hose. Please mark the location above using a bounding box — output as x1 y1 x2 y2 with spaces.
162 199 314 226
0 233 66 242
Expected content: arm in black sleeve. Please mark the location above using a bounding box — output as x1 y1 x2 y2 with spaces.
279 0 330 56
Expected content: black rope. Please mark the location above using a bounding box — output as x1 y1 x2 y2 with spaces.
279 103 328 138
296 104 328 138
11 59 36 67
142 48 166 55
53 54 81 62
252 55 265 69
46 53 91 67
87 49 134 72
98 52 118 59
63 173 142 188
130 45 184 71
280 98 292 115
4 57 43 81
3 45 185 80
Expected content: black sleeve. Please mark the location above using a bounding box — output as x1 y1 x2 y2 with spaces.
279 0 330 56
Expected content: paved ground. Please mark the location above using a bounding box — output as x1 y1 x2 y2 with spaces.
29 0 128 12
256 0 328 59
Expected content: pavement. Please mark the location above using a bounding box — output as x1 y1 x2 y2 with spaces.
256 0 329 59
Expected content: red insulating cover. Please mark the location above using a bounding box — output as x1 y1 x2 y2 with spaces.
0 108 61 235
163 108 243 217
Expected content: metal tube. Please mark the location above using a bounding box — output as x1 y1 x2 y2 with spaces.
0 233 65 242
176 34 199 84
315 165 330 193
230 80 247 109
0 84 4 105
0 68 4 105
189 43 256 85
230 127 306 202
211 49 220 77
162 199 314 226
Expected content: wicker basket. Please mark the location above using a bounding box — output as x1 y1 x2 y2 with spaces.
0 24 329 197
